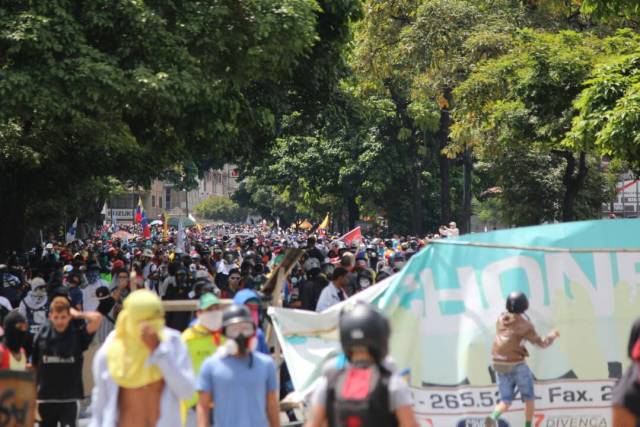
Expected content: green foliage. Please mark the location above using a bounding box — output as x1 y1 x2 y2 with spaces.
194 196 249 223
0 0 358 251
566 33 640 170
581 0 640 19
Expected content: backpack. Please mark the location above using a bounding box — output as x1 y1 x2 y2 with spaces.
326 363 398 427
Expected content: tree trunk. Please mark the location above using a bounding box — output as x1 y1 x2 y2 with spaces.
437 87 453 225
560 151 588 222
411 137 424 235
461 147 473 234
347 195 359 230
0 185 28 256
384 80 425 236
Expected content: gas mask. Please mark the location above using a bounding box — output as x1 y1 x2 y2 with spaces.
224 321 256 355
31 287 47 305
87 271 100 284
359 279 371 289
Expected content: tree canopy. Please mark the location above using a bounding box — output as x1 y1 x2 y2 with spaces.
4 0 640 247
0 0 360 251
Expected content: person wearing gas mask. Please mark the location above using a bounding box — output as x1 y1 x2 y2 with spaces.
0 263 22 308
356 268 376 292
0 311 29 370
283 263 303 309
366 245 379 271
196 304 279 427
300 257 328 312
18 277 49 343
232 289 269 354
83 262 109 313
181 293 225 427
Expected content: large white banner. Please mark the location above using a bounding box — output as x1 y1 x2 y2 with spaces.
270 219 640 426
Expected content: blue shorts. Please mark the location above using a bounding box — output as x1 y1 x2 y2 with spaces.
496 363 535 404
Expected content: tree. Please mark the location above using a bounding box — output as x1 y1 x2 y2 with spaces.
452 30 631 221
566 30 640 170
581 0 640 19
0 0 354 252
194 196 249 223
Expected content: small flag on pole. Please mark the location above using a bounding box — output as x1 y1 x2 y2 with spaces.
135 197 144 223
65 218 78 244
111 208 118 232
177 217 185 252
162 212 169 240
338 226 362 246
318 214 329 230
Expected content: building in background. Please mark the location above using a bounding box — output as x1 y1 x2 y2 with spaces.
603 171 640 218
106 166 240 223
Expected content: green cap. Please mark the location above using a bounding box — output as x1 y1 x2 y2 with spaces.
199 293 221 310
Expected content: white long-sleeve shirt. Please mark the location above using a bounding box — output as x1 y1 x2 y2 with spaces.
315 282 346 312
89 327 195 427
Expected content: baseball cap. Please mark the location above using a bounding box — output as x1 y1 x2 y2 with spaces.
199 293 220 310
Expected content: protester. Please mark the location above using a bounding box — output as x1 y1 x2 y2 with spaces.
83 261 109 312
18 277 48 339
484 292 560 427
32 294 102 427
67 270 84 310
0 311 29 370
164 267 194 331
196 304 280 427
612 317 640 426
305 301 418 427
233 289 270 354
1 263 23 308
316 267 350 312
220 268 242 299
181 293 225 427
90 289 195 427
300 257 328 311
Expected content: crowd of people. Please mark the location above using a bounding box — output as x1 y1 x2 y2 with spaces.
0 222 435 427
3 220 637 426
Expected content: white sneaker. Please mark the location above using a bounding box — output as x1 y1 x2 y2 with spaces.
484 417 497 427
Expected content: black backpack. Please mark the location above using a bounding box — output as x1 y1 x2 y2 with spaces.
326 363 398 427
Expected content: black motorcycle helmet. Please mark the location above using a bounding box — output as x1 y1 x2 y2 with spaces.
222 304 254 334
506 291 529 314
339 302 390 363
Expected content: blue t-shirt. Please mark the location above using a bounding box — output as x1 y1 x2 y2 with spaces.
197 352 278 427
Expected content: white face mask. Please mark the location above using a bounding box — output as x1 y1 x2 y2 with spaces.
198 310 223 331
359 279 371 289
